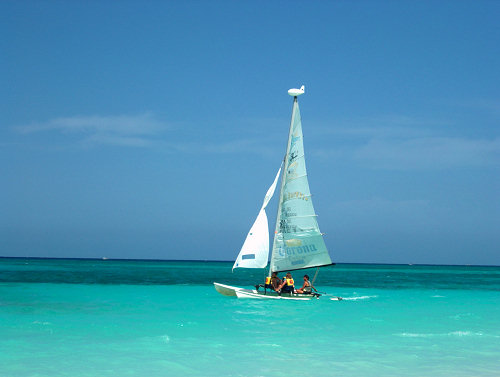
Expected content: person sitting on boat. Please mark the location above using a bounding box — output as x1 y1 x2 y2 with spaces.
264 272 282 292
264 276 272 290
295 274 317 294
261 272 280 292
277 272 295 293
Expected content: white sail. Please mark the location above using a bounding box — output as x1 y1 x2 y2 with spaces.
232 167 281 270
270 97 332 273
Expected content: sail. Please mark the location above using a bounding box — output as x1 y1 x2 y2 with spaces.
270 98 332 273
233 167 281 270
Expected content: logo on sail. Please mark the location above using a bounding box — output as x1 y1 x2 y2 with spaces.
277 242 318 257
290 132 301 147
289 151 298 164
285 239 302 247
285 191 309 201
279 218 297 233
287 161 298 178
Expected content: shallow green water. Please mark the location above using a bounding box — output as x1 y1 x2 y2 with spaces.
1 259 499 376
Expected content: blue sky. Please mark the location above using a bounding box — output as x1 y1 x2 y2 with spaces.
1 1 499 265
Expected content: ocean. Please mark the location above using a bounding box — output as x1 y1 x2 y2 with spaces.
1 258 499 377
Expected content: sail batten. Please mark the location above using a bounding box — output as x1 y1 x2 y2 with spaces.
285 214 318 219
270 97 332 273
284 174 308 183
272 262 334 274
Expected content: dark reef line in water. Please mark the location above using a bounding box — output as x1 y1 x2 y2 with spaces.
1 257 499 290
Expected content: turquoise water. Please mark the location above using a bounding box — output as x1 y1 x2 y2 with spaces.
1 259 499 377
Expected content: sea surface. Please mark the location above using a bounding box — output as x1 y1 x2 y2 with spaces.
1 258 499 377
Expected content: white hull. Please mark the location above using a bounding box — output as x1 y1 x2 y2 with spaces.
235 290 319 300
214 282 320 300
213 282 256 297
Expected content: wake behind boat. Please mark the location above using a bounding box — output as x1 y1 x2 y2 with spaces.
214 86 337 300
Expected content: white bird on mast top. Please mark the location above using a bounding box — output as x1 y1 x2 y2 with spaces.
288 85 305 97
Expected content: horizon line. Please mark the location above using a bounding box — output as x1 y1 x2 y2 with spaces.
0 256 498 268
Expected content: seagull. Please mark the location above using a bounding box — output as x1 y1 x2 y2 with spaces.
288 85 305 97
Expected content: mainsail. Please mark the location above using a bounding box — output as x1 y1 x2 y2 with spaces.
270 97 332 273
232 167 281 270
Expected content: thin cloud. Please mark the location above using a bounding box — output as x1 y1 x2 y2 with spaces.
354 136 500 170
15 113 167 147
454 98 500 118
334 197 430 211
315 134 500 170
83 134 153 147
169 138 278 157
328 197 436 234
313 114 450 138
13 113 282 153
332 198 432 221
312 114 500 170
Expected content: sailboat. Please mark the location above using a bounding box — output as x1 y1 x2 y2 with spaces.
214 85 334 300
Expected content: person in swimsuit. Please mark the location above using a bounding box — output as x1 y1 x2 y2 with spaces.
270 272 282 291
264 272 282 291
295 274 317 294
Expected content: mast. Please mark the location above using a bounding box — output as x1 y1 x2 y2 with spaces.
268 96 299 277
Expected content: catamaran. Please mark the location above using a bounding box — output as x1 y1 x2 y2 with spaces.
214 85 336 300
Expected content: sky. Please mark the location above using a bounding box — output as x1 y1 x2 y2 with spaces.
1 1 499 265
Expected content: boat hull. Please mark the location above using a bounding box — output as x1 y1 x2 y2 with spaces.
236 290 319 300
213 282 256 297
214 282 320 300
